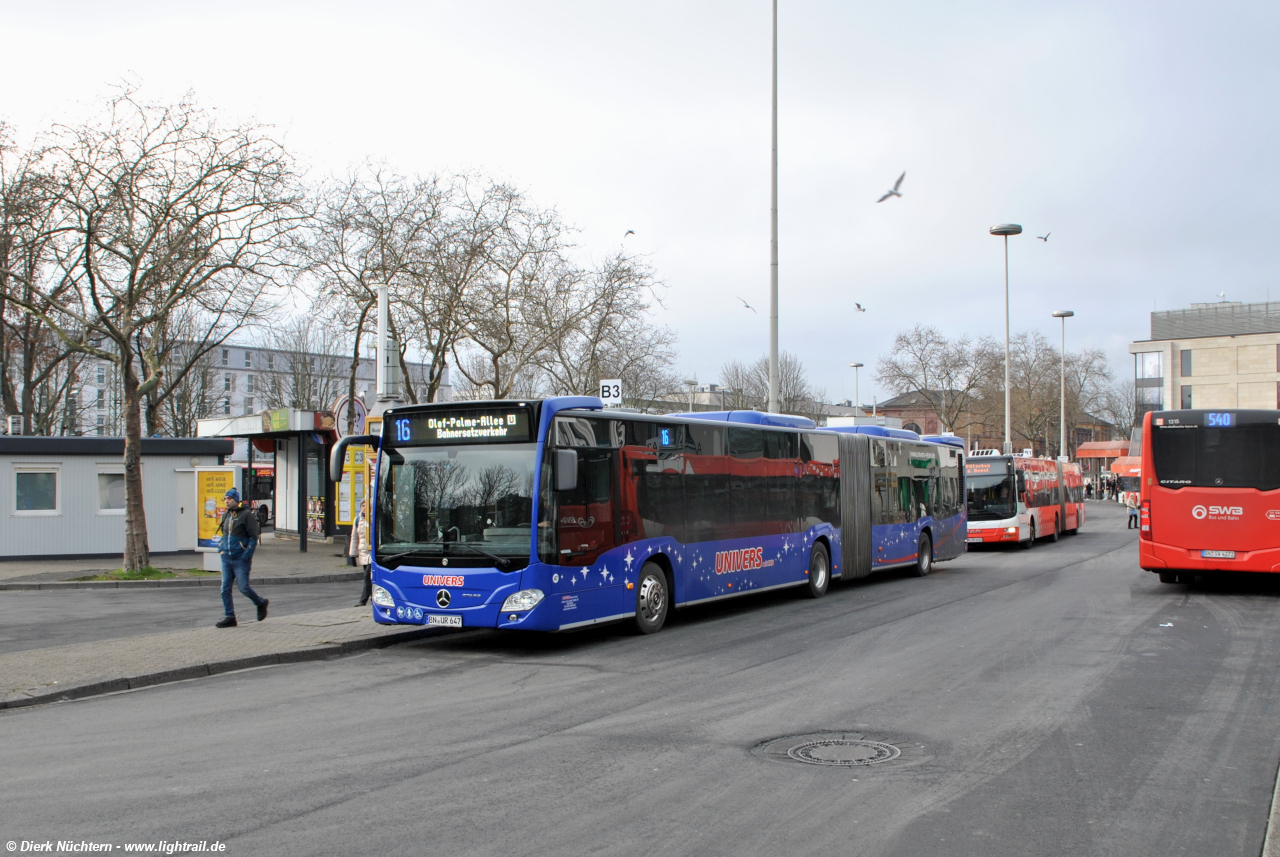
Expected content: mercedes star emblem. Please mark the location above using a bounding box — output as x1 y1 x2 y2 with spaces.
436 590 451 608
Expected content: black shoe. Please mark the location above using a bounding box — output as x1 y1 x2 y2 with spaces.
216 616 237 628
356 600 368 607
257 599 269 622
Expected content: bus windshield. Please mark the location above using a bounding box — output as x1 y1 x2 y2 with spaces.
377 443 536 562
1151 424 1280 491
966 473 1016 520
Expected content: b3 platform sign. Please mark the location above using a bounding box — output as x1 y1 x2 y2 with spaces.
195 467 238 550
599 379 623 407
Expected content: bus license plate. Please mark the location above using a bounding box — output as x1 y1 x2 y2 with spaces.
427 614 462 628
966 537 984 543
1201 550 1235 559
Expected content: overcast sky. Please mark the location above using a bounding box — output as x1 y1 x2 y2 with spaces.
5 1 1278 404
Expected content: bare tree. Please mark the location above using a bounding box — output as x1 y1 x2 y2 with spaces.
539 251 679 402
451 186 581 398
0 125 85 435
875 325 993 434
1096 378 1137 440
5 90 303 570
305 166 445 424
718 352 824 420
257 312 348 411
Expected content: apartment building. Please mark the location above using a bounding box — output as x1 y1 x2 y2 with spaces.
76 342 449 439
1129 300 1280 421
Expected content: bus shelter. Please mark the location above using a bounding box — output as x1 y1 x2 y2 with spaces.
197 409 339 552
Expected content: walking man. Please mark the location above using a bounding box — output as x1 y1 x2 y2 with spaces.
216 488 268 628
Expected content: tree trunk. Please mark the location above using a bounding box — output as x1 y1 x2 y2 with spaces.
121 365 151 572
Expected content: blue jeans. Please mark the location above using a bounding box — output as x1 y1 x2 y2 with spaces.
221 553 265 617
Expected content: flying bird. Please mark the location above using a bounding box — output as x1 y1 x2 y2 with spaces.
1037 232 1051 242
855 303 867 313
877 172 906 203
737 297 758 313
624 230 635 238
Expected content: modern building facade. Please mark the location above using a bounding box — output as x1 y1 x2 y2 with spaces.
1129 301 1280 421
6 340 449 461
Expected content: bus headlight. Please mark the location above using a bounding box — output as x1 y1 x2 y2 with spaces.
1005 527 1018 533
371 585 395 608
501 589 545 612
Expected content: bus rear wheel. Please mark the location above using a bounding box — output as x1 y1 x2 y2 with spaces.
1048 517 1060 542
1158 572 1181 584
804 543 830 598
914 532 933 577
633 563 669 634
1020 522 1036 550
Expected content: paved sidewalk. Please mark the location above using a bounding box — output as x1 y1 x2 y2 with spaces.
0 606 447 710
0 534 359 588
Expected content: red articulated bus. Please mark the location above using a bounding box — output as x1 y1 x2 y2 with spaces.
1139 409 1280 583
966 452 1082 547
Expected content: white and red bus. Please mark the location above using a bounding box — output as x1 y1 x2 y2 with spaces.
965 452 1083 547
1140 409 1280 583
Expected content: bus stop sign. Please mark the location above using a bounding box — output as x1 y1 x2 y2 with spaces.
599 379 622 407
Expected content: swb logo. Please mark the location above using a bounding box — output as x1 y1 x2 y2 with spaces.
1192 504 1242 520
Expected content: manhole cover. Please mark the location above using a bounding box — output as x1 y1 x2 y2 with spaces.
787 739 900 766
753 731 926 768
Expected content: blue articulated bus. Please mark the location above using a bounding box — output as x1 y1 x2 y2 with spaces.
330 397 966 635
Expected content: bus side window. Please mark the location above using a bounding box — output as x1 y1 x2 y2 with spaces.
763 431 798 532
801 432 840 527
729 427 767 537
685 424 730 542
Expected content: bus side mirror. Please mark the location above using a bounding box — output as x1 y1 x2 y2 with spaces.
330 434 381 483
554 449 578 491
1016 473 1026 493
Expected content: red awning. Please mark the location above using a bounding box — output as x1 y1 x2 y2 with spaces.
1076 441 1130 459
1110 456 1141 476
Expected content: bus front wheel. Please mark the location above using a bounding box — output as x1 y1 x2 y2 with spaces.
914 533 933 577
633 563 669 634
1020 522 1036 550
803 543 830 598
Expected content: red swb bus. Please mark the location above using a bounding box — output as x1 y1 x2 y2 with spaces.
1140 409 1280 583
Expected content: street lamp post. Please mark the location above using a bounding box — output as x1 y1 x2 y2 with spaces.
683 379 698 412
849 362 863 417
767 0 780 414
990 224 1022 453
1052 310 1075 460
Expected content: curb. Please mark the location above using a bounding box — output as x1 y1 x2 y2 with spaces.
0 571 364 591
0 624 444 711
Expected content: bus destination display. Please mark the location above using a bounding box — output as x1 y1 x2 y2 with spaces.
1205 412 1235 427
388 408 534 446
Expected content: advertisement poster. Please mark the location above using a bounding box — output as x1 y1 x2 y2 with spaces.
195 467 238 550
336 445 368 526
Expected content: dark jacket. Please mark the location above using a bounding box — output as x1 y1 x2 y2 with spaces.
220 506 261 561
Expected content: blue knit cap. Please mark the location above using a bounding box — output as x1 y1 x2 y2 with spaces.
224 488 241 501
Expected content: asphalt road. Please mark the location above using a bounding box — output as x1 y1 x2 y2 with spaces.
5 501 1280 856
0 582 364 655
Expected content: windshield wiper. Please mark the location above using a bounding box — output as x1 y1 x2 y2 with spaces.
443 542 512 568
376 547 443 565
377 543 512 569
